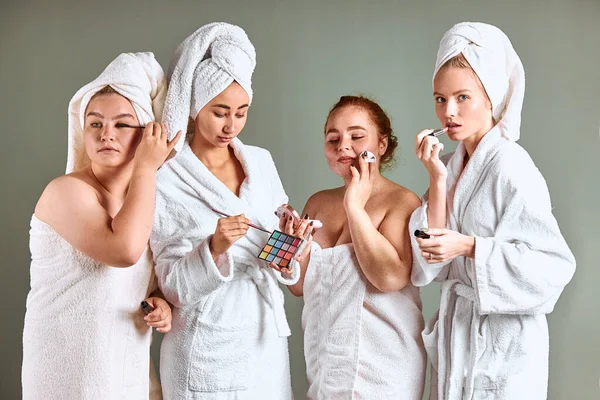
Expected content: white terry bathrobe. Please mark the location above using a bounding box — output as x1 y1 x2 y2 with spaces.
152 22 298 400
409 23 576 399
303 243 426 399
23 52 166 400
150 140 299 399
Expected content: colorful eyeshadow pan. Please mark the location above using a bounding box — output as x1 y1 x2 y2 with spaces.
257 230 304 266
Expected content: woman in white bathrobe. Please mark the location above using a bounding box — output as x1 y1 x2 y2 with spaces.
23 53 180 400
286 95 427 399
410 22 576 399
149 23 300 399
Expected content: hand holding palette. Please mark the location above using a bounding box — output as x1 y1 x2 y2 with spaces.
275 205 323 229
209 206 319 269
257 230 304 268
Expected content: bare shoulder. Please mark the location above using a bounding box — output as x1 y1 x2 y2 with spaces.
380 180 421 216
303 187 344 217
35 171 100 222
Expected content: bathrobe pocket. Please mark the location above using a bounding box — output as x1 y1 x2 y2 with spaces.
473 315 499 390
188 320 253 392
422 313 440 372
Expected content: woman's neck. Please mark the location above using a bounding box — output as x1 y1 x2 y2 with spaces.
190 136 233 169
89 163 133 200
463 119 495 157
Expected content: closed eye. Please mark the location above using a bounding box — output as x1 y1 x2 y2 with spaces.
115 123 141 129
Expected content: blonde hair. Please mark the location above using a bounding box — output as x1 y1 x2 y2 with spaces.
439 53 472 70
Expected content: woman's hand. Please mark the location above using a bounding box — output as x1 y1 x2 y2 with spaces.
134 122 182 171
142 297 172 333
209 214 249 259
415 129 447 181
344 151 376 213
415 228 475 264
269 214 315 278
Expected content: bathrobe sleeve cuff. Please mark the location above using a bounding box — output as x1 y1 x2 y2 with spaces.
409 202 452 286
273 258 300 285
197 235 235 284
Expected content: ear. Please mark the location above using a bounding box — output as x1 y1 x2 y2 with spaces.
379 135 388 157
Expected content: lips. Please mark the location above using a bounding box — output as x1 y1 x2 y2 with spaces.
98 146 118 152
446 122 462 134
218 136 234 143
337 156 355 164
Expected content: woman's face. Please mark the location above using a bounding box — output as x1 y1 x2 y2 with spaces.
83 93 142 168
433 66 494 143
193 82 250 149
324 106 386 179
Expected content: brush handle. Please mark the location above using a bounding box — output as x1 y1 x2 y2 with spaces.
210 208 271 234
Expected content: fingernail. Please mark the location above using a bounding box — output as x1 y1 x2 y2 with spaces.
274 211 278 216
303 214 309 219
310 221 314 226
362 150 368 158
289 216 292 221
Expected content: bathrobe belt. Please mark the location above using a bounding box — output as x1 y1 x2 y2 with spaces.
233 264 291 337
437 279 481 400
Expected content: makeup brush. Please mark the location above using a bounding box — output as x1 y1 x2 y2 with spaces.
210 208 271 234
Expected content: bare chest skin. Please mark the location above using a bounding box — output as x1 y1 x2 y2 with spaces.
207 157 246 197
310 189 390 249
79 169 124 218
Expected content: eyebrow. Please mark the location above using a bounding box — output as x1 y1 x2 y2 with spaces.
347 125 367 132
85 111 135 120
211 104 249 110
112 113 135 120
325 125 367 135
433 90 473 96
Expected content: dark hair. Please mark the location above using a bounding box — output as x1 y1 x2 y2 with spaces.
325 95 398 171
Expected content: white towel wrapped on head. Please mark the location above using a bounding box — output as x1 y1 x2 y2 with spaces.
66 52 166 172
433 22 525 141
162 22 256 152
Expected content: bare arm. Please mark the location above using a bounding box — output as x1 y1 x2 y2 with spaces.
427 177 447 229
348 192 420 292
286 194 320 297
35 124 181 267
415 129 447 228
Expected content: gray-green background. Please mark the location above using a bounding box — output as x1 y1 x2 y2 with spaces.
2 0 598 398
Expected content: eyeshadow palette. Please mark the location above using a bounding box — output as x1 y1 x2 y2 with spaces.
257 230 304 267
